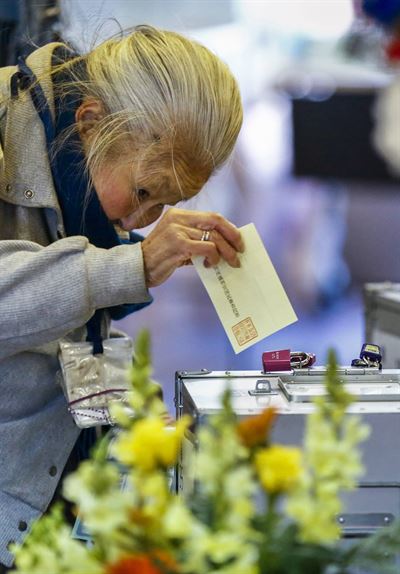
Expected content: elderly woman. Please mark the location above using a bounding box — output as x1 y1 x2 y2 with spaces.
0 25 243 570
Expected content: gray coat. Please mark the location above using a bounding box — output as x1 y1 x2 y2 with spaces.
0 43 151 567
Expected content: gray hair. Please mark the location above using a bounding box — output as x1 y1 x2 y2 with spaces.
57 25 242 196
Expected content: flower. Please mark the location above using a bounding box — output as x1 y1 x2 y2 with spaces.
113 416 190 471
236 407 277 448
62 460 133 536
254 445 302 494
162 499 195 539
11 334 400 574
106 551 179 574
9 505 104 574
286 351 370 545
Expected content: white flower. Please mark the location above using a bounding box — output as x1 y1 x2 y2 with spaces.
12 525 103 574
162 498 195 538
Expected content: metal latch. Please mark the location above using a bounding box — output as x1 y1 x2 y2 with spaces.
248 380 278 396
337 513 394 537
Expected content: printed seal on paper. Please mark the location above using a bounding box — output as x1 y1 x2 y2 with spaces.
232 317 258 346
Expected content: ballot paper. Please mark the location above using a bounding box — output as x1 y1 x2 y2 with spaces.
192 223 297 354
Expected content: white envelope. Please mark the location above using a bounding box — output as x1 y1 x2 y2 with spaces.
192 223 297 353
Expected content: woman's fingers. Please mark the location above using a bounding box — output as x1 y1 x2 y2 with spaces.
164 208 245 254
141 208 244 287
187 227 241 268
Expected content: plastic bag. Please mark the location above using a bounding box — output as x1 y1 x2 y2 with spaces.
59 337 133 428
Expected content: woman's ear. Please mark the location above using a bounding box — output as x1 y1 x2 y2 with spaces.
75 98 105 142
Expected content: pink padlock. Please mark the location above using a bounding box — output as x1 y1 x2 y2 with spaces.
262 349 291 372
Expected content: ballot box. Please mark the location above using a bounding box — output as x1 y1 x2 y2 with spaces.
175 367 400 540
364 282 400 369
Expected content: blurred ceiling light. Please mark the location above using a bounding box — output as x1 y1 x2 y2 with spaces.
236 0 354 41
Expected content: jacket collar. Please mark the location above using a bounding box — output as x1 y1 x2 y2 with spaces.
0 43 68 220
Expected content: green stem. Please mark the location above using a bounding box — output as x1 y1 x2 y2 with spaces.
265 493 279 531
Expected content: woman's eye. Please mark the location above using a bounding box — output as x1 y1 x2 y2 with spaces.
136 188 149 202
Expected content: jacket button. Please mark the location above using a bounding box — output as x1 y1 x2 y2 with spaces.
5 183 11 194
24 189 35 199
49 465 57 477
18 521 27 532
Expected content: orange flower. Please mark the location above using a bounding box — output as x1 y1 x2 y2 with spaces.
151 550 180 573
106 555 158 574
106 551 179 574
236 407 277 448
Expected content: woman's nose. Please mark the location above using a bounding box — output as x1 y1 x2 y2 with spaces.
120 205 164 230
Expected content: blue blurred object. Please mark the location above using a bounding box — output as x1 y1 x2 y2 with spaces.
0 0 19 21
363 0 400 26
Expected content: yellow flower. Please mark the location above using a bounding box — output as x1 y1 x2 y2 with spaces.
254 445 302 494
114 416 190 471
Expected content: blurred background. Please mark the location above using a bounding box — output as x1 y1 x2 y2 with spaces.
2 0 400 411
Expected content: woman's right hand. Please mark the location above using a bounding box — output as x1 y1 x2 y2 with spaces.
141 207 245 288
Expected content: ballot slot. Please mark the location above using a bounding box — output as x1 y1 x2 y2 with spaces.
278 372 400 403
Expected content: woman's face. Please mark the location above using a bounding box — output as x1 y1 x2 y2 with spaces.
76 100 204 230
93 158 201 231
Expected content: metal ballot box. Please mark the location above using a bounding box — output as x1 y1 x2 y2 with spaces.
175 367 400 539
364 282 400 368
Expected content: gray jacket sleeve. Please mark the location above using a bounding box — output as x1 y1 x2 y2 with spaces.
0 236 151 359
